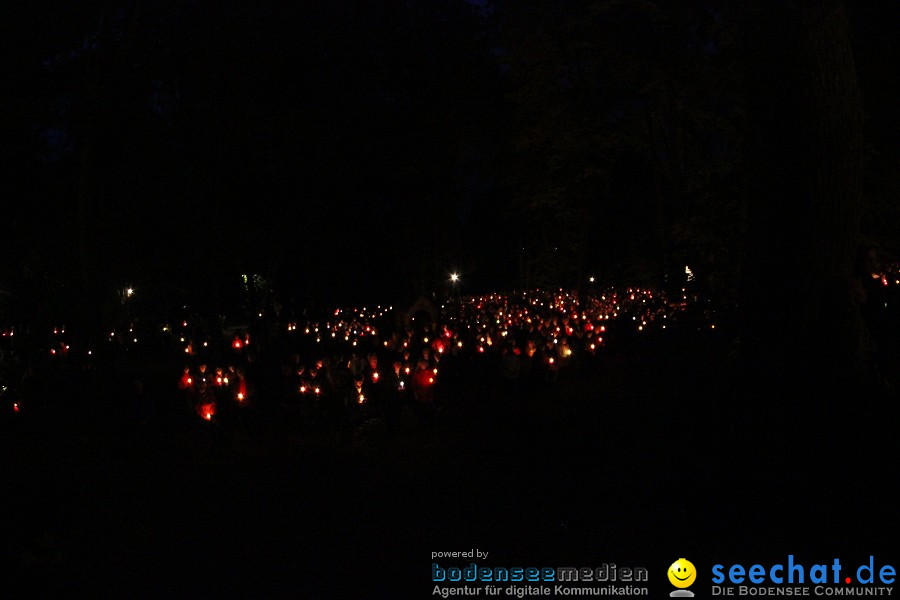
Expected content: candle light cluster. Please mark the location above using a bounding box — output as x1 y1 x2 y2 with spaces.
161 286 714 422
3 264 896 423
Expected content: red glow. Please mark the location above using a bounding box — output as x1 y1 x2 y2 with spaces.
198 403 216 420
13 403 19 413
232 338 243 349
178 373 194 390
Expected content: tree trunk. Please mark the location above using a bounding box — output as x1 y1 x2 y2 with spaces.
742 0 865 397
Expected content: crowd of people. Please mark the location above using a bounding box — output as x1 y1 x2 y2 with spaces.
2 259 898 430
166 285 712 430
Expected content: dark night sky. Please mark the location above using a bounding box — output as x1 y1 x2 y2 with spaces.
1 0 898 321
3 1 511 311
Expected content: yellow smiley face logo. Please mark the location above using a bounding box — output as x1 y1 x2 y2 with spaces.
668 558 696 588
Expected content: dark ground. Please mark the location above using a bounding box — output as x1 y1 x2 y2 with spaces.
3 331 899 597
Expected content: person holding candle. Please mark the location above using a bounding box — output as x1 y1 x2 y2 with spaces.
411 357 435 427
193 378 216 421
383 358 407 431
362 352 386 421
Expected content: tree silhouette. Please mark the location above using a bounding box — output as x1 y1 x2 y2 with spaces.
741 0 868 394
